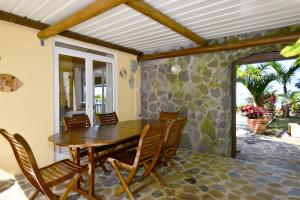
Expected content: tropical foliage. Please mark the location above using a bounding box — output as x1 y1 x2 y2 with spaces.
237 64 277 106
237 58 300 117
289 92 300 113
281 38 300 58
267 61 300 96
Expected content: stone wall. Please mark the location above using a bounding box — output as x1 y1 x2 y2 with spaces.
140 25 300 157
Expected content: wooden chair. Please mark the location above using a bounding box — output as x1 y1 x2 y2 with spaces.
97 111 138 157
162 117 187 167
158 111 179 121
107 122 171 200
0 129 86 200
63 114 91 131
63 114 91 164
97 112 119 126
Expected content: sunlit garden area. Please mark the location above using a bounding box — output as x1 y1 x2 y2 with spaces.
237 57 300 135
235 39 300 171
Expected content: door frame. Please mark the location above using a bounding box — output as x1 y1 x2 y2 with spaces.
53 38 116 132
231 51 296 158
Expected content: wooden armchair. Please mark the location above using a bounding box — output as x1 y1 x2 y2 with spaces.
159 111 179 121
63 114 91 164
107 123 170 200
97 112 119 126
162 117 187 167
0 129 86 200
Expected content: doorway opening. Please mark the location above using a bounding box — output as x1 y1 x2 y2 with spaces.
54 40 116 156
232 51 300 171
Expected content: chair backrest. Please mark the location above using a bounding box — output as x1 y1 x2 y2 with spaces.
0 129 56 199
159 111 179 121
97 112 119 126
134 122 171 168
163 117 187 162
63 114 91 131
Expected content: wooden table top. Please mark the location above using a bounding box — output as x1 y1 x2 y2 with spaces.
48 119 162 148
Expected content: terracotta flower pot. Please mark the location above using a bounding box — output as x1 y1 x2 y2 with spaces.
247 119 268 134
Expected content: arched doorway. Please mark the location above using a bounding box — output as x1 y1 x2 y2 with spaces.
231 51 297 158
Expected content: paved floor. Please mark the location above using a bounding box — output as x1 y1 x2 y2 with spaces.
2 116 300 199
1 148 300 200
236 114 300 172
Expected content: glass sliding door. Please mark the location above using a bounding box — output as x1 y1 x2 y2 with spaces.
92 61 114 125
54 41 116 135
105 63 114 113
58 54 86 131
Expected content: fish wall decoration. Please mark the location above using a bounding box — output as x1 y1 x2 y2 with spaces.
0 74 23 92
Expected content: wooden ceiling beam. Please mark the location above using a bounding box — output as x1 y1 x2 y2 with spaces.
137 31 300 61
0 10 142 55
37 0 129 39
126 0 206 46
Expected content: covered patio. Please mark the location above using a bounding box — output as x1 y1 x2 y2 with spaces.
1 0 300 199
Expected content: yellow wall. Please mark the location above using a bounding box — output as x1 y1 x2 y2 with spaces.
0 21 54 174
116 52 140 121
0 21 140 174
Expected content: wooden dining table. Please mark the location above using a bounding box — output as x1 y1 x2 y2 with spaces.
48 119 162 199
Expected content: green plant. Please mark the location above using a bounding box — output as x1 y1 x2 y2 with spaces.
266 61 300 97
237 64 277 106
281 38 300 58
95 95 103 103
289 92 300 112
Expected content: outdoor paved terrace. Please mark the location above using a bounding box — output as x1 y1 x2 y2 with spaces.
236 114 300 172
1 148 300 200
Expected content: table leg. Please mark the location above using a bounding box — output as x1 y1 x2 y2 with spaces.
88 146 95 196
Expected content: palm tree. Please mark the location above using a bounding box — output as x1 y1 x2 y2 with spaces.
267 60 300 117
267 61 300 97
237 64 277 106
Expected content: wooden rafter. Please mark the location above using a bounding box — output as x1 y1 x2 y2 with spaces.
37 0 129 39
0 10 142 55
126 0 206 46
137 31 300 61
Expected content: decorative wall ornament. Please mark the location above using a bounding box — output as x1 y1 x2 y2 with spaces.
130 60 138 74
119 67 127 78
129 73 135 89
0 74 23 92
128 60 139 89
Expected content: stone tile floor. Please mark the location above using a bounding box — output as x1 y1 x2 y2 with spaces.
236 114 300 172
2 114 300 199
1 148 300 200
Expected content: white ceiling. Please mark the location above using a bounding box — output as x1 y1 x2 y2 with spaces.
1 0 300 53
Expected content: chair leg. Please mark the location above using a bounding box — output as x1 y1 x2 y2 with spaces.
68 147 76 162
60 174 82 200
111 160 135 200
167 160 181 173
29 190 39 200
142 163 164 187
150 169 164 187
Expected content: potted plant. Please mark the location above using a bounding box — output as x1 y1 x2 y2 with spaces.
240 105 269 134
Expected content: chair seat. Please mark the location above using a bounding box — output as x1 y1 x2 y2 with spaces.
111 150 137 166
40 159 85 187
